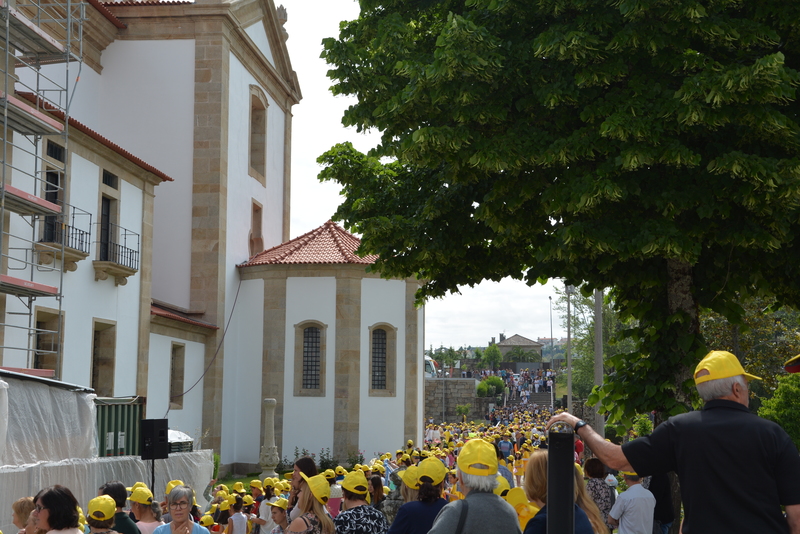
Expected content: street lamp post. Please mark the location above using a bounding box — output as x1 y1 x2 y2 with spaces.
566 284 574 414
549 296 553 360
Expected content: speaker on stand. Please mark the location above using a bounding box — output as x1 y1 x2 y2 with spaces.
141 419 169 491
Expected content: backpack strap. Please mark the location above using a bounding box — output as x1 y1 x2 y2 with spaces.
454 499 469 534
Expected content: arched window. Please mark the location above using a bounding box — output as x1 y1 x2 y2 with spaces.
369 324 397 397
294 321 327 397
248 85 268 183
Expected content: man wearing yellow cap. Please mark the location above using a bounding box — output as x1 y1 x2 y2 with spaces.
549 350 800 533
428 439 521 534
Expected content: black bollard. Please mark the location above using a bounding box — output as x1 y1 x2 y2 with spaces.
548 422 574 534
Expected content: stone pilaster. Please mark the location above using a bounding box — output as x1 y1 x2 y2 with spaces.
136 181 155 396
261 274 287 455
281 108 292 242
404 280 420 443
333 275 361 460
194 24 231 452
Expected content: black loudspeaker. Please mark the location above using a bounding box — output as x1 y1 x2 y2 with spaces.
141 419 169 460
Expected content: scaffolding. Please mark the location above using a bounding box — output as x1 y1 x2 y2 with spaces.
0 0 83 378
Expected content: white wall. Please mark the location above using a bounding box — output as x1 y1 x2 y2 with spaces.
282 276 336 456
227 52 286 259
244 21 276 67
219 277 264 465
34 40 197 310
146 333 206 442
358 278 406 458
2 152 143 394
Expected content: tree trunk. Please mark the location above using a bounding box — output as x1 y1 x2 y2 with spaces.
666 258 699 404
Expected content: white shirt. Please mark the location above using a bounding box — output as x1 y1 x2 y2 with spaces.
609 483 655 534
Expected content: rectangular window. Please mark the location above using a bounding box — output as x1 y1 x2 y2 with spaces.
249 95 267 179
102 170 119 189
372 328 387 389
34 309 62 374
91 321 116 397
46 140 65 163
99 196 115 261
42 169 62 242
170 343 186 409
249 202 263 257
302 326 321 389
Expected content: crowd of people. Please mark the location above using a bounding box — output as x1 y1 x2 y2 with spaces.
8 351 800 534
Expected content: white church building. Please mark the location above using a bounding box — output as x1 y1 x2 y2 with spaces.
0 0 424 474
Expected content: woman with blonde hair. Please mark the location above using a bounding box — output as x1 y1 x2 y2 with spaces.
12 497 35 534
285 474 333 534
523 450 605 534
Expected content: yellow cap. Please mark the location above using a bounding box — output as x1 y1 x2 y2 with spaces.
494 475 510 497
232 482 245 493
242 495 254 506
166 480 184 496
128 487 154 505
199 516 215 528
250 480 262 490
126 482 147 493
219 500 230 511
87 496 116 521
694 350 761 384
300 473 330 504
266 498 288 510
399 466 420 490
341 470 369 495
457 439 498 476
418 457 447 486
335 466 347 476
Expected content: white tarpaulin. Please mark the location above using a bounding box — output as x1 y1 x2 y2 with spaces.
0 373 214 534
0 375 96 465
0 451 214 534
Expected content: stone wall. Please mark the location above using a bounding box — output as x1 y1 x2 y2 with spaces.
424 378 493 423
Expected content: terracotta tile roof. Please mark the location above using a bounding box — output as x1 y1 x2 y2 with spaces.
239 220 378 267
151 304 218 330
17 92 174 182
102 1 193 5
86 0 127 28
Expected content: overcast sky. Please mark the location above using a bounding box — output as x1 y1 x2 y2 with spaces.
282 0 567 348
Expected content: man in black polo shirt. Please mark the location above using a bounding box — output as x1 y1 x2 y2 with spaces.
549 350 800 533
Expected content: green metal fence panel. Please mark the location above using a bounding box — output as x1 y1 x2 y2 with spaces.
95 397 143 457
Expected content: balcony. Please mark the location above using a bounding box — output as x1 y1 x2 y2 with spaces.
92 222 139 286
36 203 91 271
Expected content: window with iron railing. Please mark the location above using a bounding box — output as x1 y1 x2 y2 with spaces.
97 205 140 271
41 202 92 254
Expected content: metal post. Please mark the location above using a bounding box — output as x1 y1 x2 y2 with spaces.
548 423 575 534
566 284 573 413
594 289 604 437
549 296 553 360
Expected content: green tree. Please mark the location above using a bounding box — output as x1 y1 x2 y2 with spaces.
701 296 800 407
320 0 800 427
759 374 800 451
482 344 502 370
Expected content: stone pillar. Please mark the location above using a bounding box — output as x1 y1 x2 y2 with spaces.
259 398 280 479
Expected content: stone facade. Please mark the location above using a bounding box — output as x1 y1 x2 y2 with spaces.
424 378 493 423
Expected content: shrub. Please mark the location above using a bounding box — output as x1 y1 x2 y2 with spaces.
484 376 505 392
318 448 337 471
476 382 489 397
759 373 800 451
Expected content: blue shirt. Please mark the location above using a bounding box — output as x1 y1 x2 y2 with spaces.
154 522 210 534
523 504 593 534
388 498 448 534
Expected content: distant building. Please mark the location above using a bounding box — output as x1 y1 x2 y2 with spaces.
496 334 544 358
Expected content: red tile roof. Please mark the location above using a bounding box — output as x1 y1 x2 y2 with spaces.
102 1 193 5
86 0 127 28
151 304 218 330
239 220 378 267
17 92 174 182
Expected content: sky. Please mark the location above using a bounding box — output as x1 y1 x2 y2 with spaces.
281 0 567 348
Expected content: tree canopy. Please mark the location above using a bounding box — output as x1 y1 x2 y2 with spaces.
319 0 800 425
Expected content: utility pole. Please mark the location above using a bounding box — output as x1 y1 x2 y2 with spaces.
549 296 553 360
594 289 604 437
566 284 574 413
